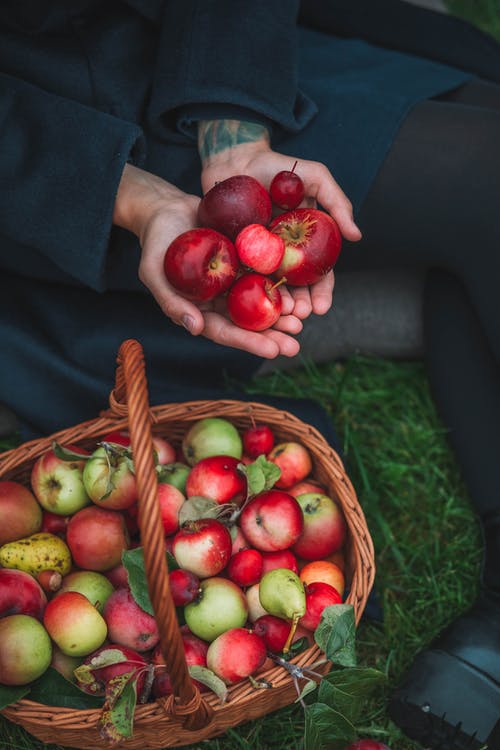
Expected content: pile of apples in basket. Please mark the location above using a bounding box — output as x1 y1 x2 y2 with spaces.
0 416 348 700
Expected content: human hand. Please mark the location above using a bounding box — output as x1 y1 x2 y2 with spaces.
199 119 362 319
113 164 302 359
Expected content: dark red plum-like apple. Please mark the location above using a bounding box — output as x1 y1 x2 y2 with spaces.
227 273 283 332
269 163 305 210
227 548 264 587
300 581 342 631
103 587 160 652
185 454 247 506
0 480 43 545
164 228 238 302
198 175 272 240
235 223 285 274
253 614 290 653
270 207 342 286
168 568 200 606
267 441 313 490
240 489 304 551
172 518 232 578
206 627 267 684
242 423 275 458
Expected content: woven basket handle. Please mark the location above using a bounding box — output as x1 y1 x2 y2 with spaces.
114 339 214 729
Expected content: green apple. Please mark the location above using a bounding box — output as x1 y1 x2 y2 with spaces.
57 570 115 613
184 576 248 642
0 614 52 685
182 418 243 466
43 591 107 657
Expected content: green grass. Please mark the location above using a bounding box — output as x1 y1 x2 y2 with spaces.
0 356 481 750
445 0 500 41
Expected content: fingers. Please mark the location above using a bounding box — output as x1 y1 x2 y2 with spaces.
309 271 335 315
200 311 300 359
300 163 361 242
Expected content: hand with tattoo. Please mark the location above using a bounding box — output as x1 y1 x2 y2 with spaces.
198 119 362 321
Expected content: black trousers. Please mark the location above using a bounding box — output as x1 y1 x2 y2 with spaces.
336 79 500 521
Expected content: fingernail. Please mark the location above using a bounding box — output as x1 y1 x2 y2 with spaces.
182 314 195 332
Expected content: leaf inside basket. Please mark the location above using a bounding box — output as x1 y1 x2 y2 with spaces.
0 683 30 710
122 546 177 616
28 667 103 709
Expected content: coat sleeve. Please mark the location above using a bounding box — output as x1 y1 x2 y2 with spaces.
147 0 317 140
0 72 144 291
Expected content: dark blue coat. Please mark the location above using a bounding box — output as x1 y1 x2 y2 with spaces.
0 0 491 438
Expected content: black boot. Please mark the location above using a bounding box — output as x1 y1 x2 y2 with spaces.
388 511 500 749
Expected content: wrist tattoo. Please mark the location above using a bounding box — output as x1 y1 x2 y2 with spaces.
198 119 269 162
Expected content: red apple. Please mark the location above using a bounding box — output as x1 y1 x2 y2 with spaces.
267 441 313 489
0 481 43 545
172 518 232 578
157 481 185 536
198 174 272 240
44 591 108 657
230 525 249 555
66 506 129 571
164 227 238 301
83 445 137 510
261 549 299 576
185 455 247 506
0 568 47 620
168 568 200 606
41 510 70 538
253 614 290 653
300 581 342 631
292 492 346 560
239 489 304 551
344 741 392 750
75 644 149 697
235 223 285 274
227 548 263 587
270 207 342 286
288 479 327 498
103 588 160 652
242 423 275 458
269 163 305 210
206 627 267 684
31 446 91 516
102 430 130 447
152 632 208 697
152 436 176 465
227 272 283 332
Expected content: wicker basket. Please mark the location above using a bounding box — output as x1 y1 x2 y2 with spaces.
1 339 375 749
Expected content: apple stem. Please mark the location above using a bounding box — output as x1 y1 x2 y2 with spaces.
270 277 287 292
283 613 300 654
291 160 298 174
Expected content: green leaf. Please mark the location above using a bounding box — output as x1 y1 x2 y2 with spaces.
178 496 220 524
318 667 386 724
28 668 103 709
122 547 153 615
304 702 357 750
188 666 228 703
52 441 90 462
99 672 138 743
0 683 30 710
240 455 281 497
74 648 129 689
314 604 357 666
295 678 318 703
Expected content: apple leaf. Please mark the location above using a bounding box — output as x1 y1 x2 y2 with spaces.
0 683 30 710
295 678 318 703
178 496 220 524
122 546 178 616
99 671 138 743
28 667 103 709
314 604 357 667
188 666 228 703
317 667 386 724
73 648 129 688
239 454 281 498
52 441 90 462
303 702 357 750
